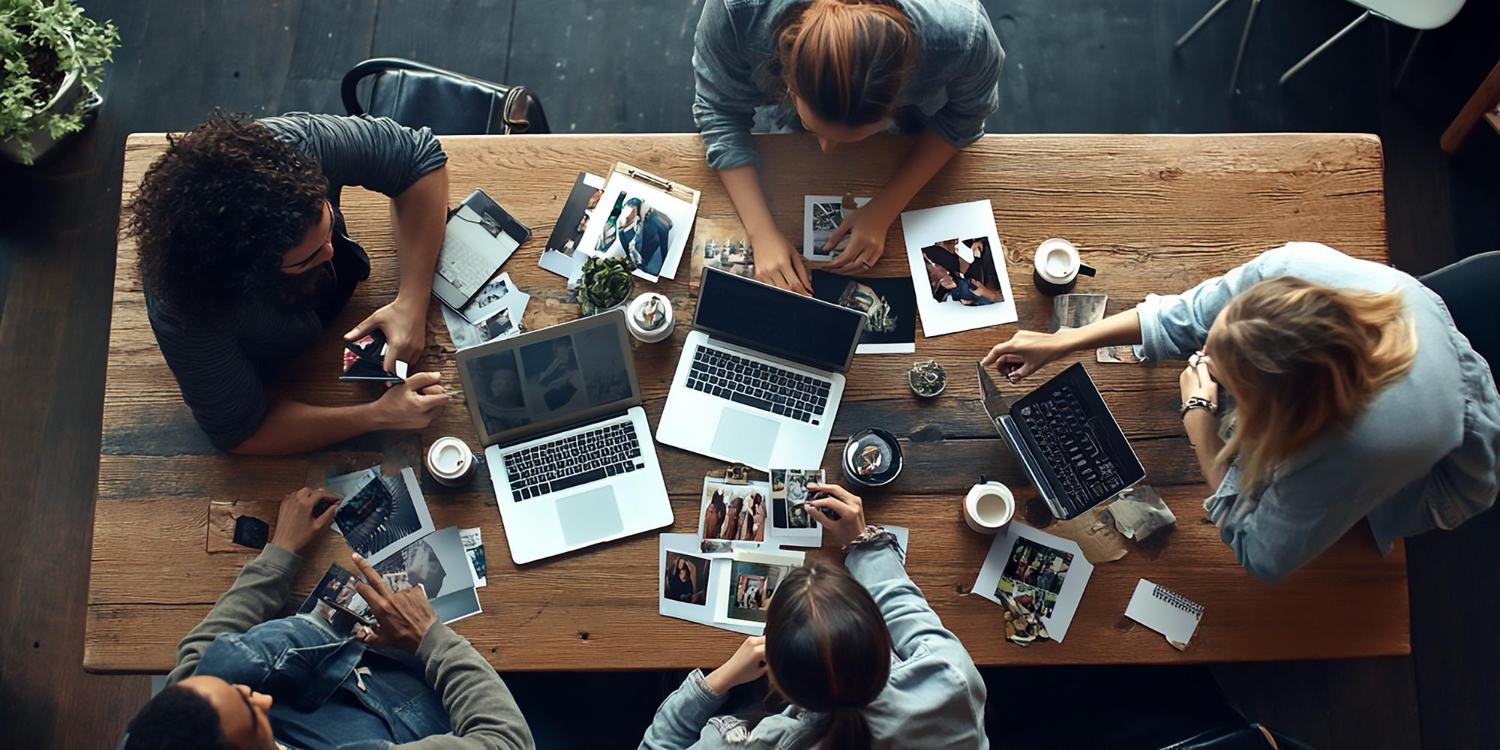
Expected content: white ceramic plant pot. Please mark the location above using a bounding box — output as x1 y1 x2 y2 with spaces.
1 33 99 165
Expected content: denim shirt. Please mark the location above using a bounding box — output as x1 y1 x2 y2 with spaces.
639 540 988 749
692 0 1005 170
1135 243 1500 580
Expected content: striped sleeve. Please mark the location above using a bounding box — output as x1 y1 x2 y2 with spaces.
147 298 268 451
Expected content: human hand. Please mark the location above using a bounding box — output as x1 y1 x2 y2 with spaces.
806 483 868 547
704 636 767 694
371 371 448 430
269 487 340 557
821 204 893 275
751 232 812 295
346 296 428 374
981 330 1067 381
1179 353 1218 409
351 553 438 653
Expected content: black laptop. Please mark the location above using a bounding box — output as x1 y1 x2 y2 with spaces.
978 361 1146 519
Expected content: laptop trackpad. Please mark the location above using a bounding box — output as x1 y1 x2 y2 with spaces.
555 487 624 548
712 409 780 468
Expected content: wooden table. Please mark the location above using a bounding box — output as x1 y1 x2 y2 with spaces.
88 131 1406 673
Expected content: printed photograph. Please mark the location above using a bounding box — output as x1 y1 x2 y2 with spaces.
810 272 918 352
375 537 450 598
460 527 487 587
803 195 871 260
459 275 516 324
467 349 532 434
1001 538 1074 599
663 551 711 606
1096 345 1141 365
520 335 586 414
699 481 770 543
371 528 481 624
921 238 1005 307
725 560 792 624
333 473 426 560
593 192 676 278
540 172 606 279
995 577 1060 620
297 564 370 635
1050 294 1107 333
698 236 755 278
771 469 824 529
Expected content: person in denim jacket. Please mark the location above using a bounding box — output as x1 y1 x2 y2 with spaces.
693 0 1004 294
983 243 1500 581
641 484 988 749
120 488 534 750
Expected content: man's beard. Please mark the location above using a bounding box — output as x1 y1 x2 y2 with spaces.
261 265 333 309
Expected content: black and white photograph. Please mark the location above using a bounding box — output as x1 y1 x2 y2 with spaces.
1096 345 1142 365
771 468 824 530
458 273 528 326
444 305 520 352
699 479 771 543
442 272 530 352
326 467 435 561
811 271 918 354
539 171 605 279
576 165 700 283
465 348 532 434
663 551 711 606
370 527 482 624
460 527 487 588
519 335 586 414
723 559 793 624
297 564 370 635
901 200 1017 336
1051 294 1108 333
803 194 870 260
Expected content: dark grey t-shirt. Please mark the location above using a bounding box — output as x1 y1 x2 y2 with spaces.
146 113 448 451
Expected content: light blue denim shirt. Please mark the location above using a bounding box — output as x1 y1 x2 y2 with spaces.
692 0 1004 170
1135 243 1500 580
639 540 988 749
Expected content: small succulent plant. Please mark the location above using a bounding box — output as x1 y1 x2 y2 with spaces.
578 255 635 315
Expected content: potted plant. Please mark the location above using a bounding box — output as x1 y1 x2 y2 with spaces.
577 256 635 316
1 0 119 165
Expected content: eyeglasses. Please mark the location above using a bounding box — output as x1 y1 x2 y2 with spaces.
281 200 334 271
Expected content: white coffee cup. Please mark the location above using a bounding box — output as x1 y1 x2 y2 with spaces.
426 436 476 487
963 481 1015 534
1033 238 1096 294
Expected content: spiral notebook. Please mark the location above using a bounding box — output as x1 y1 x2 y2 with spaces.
1125 579 1204 647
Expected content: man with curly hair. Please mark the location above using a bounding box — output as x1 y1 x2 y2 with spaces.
128 111 452 454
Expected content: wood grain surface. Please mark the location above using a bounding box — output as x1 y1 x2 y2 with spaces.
87 131 1405 672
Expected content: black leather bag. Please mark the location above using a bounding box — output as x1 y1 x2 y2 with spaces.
340 58 551 136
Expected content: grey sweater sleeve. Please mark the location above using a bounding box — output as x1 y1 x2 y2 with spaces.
167 544 303 684
391 625 534 749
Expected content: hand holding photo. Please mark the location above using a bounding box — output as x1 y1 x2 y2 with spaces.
368 527 482 625
699 478 771 544
901 201 1018 336
297 564 372 636
340 330 408 382
324 467 435 561
803 194 871 260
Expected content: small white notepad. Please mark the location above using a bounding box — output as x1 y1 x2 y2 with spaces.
1125 579 1204 646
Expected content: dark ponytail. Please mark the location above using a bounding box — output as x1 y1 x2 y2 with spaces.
764 562 891 749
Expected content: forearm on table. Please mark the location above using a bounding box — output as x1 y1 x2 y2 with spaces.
390 166 449 306
1056 309 1143 351
1184 410 1228 488
866 130 959 219
230 400 383 456
717 165 778 240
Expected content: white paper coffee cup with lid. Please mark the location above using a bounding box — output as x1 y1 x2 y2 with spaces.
426 436 476 487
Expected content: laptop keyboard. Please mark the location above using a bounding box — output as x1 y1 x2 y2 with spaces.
1019 384 1127 512
686 345 831 424
502 421 643 501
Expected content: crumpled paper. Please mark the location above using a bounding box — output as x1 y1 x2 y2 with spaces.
1105 485 1177 541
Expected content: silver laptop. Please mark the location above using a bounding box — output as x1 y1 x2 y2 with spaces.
657 268 866 470
456 310 671 564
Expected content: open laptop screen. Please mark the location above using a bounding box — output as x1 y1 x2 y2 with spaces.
457 311 639 447
694 268 865 372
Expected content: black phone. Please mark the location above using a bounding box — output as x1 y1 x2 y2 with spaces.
340 330 407 383
233 515 269 549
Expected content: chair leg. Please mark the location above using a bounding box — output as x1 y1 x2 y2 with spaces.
1228 0 1262 95
1176 0 1239 48
1394 30 1423 89
1280 10 1372 85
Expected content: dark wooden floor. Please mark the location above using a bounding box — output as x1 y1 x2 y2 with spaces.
2 1 1496 747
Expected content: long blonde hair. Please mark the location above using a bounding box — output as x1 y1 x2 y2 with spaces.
1205 276 1418 494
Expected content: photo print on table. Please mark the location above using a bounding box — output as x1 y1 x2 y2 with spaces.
723 559 793 624
1050 294 1107 333
803 194 871 260
900 200 1017 336
575 163 700 283
325 467 434 561
810 271 918 354
699 478 772 544
663 551 711 606
771 469 823 529
442 272 530 351
297 564 371 636
370 527 482 624
539 171 606 279
996 538 1074 618
974 523 1094 642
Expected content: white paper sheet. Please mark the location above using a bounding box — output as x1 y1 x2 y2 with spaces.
574 168 699 283
974 523 1094 642
660 534 798 636
325 467 435 563
1125 579 1203 647
900 200 1018 336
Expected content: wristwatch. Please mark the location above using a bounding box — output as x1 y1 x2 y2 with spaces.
1179 396 1217 419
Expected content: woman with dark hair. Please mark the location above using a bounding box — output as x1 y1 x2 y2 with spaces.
641 484 987 748
694 0 1004 293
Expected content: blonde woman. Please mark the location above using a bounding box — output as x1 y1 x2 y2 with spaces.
983 243 1500 580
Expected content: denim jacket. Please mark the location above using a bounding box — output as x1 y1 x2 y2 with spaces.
639 540 988 748
1135 243 1500 580
692 0 1004 170
164 544 534 750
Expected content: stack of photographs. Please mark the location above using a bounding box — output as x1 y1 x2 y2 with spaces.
658 534 804 636
574 162 700 283
298 563 372 636
441 272 531 351
973 523 1094 642
900 200 1018 336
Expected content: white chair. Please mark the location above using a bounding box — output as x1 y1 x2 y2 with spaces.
1280 0 1466 85
1175 0 1265 95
